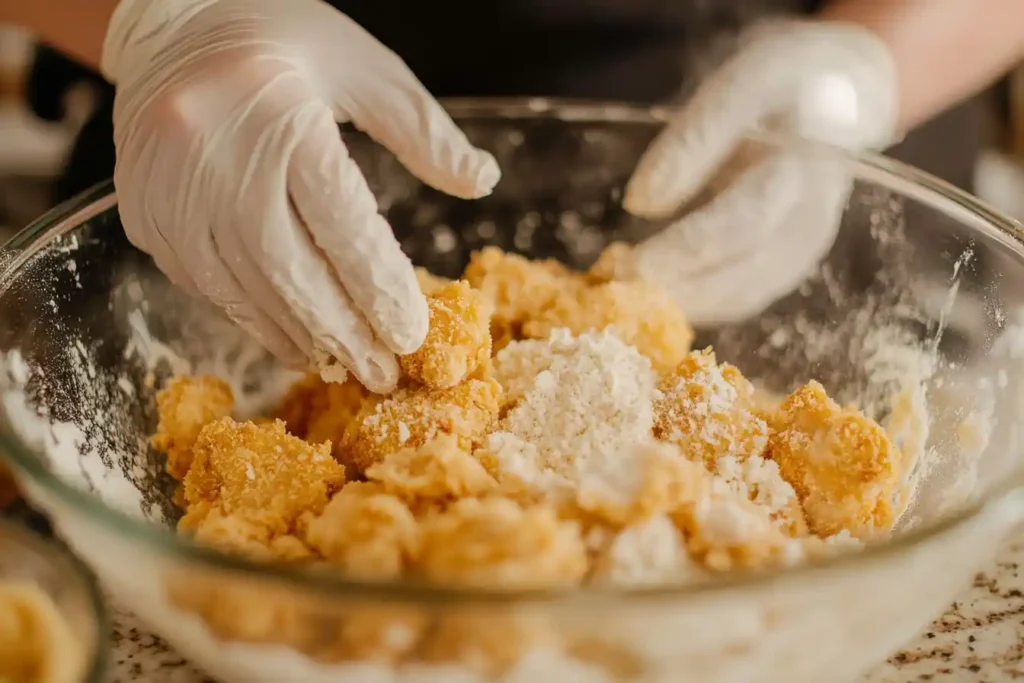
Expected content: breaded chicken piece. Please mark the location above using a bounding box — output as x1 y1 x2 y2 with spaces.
573 440 802 573
768 381 904 539
189 508 314 562
415 267 451 295
400 281 493 389
152 375 234 480
302 482 420 579
342 377 502 476
273 373 321 438
416 497 588 589
180 418 345 543
523 279 694 373
653 349 769 467
462 247 584 351
273 374 368 457
365 435 497 502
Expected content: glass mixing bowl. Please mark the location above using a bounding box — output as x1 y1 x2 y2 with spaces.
1 99 1024 683
0 517 107 683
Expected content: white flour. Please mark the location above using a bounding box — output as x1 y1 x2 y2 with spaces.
592 515 703 587
714 454 796 519
488 329 658 499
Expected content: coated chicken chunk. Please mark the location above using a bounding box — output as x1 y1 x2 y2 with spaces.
341 378 503 475
462 246 583 351
180 418 346 547
151 375 234 479
415 497 589 589
523 279 694 372
273 373 368 455
768 381 904 538
653 349 769 466
400 280 493 389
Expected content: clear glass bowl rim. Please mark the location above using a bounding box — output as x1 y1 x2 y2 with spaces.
0 517 109 682
3 97 1024 607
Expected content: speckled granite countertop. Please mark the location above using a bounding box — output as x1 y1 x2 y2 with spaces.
105 532 1024 683
862 532 1024 683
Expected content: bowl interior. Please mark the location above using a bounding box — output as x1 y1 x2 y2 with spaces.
1 101 1023 560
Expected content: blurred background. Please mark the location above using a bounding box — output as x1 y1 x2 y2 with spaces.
0 25 100 239
2 24 1024 240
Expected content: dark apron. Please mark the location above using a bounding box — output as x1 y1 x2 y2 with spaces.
29 0 979 202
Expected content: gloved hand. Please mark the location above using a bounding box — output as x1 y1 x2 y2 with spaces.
101 0 499 392
622 20 898 326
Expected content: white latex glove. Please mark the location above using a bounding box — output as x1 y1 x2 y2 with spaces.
102 0 499 392
623 20 898 326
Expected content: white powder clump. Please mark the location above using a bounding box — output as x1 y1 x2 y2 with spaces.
692 496 769 547
487 329 658 497
491 337 561 406
592 515 703 587
713 454 796 519
823 530 862 550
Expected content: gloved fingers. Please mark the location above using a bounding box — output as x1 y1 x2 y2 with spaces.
183 230 310 368
115 125 312 368
210 214 317 365
331 54 500 200
287 103 428 356
644 211 836 326
113 141 204 302
225 102 400 391
634 153 803 278
118 205 202 302
217 293 313 371
259 201 400 393
623 36 797 220
634 156 847 326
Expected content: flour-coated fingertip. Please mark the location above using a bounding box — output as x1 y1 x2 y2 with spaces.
312 344 400 394
385 298 429 356
353 353 401 394
468 151 501 198
621 180 647 216
362 272 430 355
622 175 669 218
624 169 691 219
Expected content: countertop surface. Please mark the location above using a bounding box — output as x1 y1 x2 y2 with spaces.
106 533 1024 683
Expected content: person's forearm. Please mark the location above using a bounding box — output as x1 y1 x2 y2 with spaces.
821 0 1024 132
0 0 119 70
